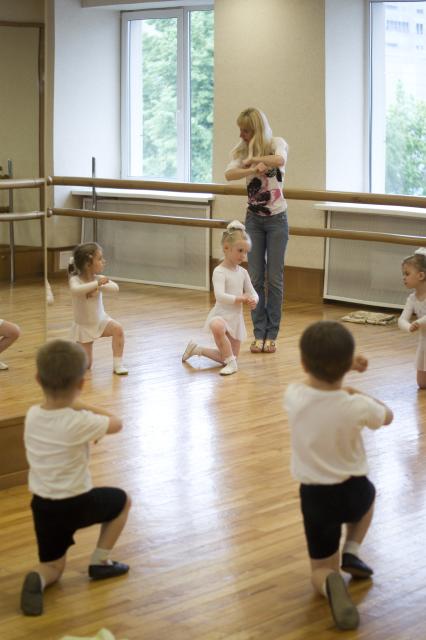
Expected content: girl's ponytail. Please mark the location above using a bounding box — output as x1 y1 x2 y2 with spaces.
68 255 77 277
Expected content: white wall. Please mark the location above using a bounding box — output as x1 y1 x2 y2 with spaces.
212 0 326 268
325 0 367 191
49 0 121 246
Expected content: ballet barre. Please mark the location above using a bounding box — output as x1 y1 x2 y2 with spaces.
48 208 426 247
47 176 426 210
0 211 45 222
0 172 45 283
0 178 45 190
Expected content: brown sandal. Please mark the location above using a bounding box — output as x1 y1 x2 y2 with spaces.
250 339 264 353
263 339 276 353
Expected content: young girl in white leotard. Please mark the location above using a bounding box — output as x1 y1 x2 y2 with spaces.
398 247 426 389
182 220 258 376
68 242 127 375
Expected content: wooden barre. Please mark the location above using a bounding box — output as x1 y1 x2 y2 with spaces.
0 178 45 190
49 208 228 229
47 175 426 209
0 211 45 222
49 207 426 246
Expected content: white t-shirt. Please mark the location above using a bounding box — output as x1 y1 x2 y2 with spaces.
284 383 387 484
226 136 288 216
24 405 109 499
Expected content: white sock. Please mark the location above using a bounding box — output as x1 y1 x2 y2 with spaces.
113 357 123 368
343 541 361 557
90 547 112 565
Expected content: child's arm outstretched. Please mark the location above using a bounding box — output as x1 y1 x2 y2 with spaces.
72 399 122 434
343 387 393 425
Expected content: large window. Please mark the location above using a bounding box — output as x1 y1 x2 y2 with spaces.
121 6 214 182
370 1 426 195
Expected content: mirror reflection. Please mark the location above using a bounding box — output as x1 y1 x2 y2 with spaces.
0 22 46 417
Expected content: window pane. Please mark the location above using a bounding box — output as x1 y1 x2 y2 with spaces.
129 17 178 179
371 2 426 195
190 10 214 183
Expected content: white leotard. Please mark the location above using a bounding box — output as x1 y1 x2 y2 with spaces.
69 275 118 343
204 264 258 341
398 292 426 370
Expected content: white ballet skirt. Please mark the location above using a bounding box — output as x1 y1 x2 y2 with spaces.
203 264 258 341
398 292 426 370
69 275 119 343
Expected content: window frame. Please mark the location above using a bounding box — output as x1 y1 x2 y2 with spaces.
121 4 213 182
368 0 426 193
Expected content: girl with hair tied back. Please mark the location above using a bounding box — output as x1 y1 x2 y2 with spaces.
68 242 128 376
182 220 258 376
225 107 289 355
399 247 426 388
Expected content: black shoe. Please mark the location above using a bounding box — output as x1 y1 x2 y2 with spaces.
21 571 43 616
88 561 129 580
326 572 360 631
341 552 374 579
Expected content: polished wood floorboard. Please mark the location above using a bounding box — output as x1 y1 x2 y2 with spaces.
1 280 425 639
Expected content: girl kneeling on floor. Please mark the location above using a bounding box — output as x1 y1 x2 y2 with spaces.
182 220 258 376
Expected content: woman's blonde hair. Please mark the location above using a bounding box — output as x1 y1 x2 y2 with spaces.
231 108 274 162
221 220 251 250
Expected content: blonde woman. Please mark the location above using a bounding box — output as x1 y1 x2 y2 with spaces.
225 108 288 354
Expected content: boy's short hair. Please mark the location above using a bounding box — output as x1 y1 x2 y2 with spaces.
37 339 87 393
300 320 354 383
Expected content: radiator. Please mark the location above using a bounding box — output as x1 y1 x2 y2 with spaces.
82 197 211 290
323 208 425 309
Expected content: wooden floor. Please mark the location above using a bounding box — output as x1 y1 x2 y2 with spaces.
1 279 425 639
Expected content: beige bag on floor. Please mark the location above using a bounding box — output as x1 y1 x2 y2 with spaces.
341 310 396 325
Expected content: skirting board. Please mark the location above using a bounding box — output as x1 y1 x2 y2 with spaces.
0 245 44 281
0 415 28 490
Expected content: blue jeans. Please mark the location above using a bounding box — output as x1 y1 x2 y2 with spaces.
245 210 289 340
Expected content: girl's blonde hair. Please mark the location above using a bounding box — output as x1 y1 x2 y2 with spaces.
231 108 274 162
68 242 101 276
402 248 426 276
221 220 251 250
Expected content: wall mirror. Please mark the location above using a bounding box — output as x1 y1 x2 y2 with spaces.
0 20 45 418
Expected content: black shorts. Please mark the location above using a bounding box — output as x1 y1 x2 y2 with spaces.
300 476 376 560
31 487 127 563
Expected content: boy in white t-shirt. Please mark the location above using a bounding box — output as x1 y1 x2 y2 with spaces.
284 321 393 631
21 339 131 616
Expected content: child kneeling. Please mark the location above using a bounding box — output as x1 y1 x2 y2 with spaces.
21 339 131 616
284 321 393 630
